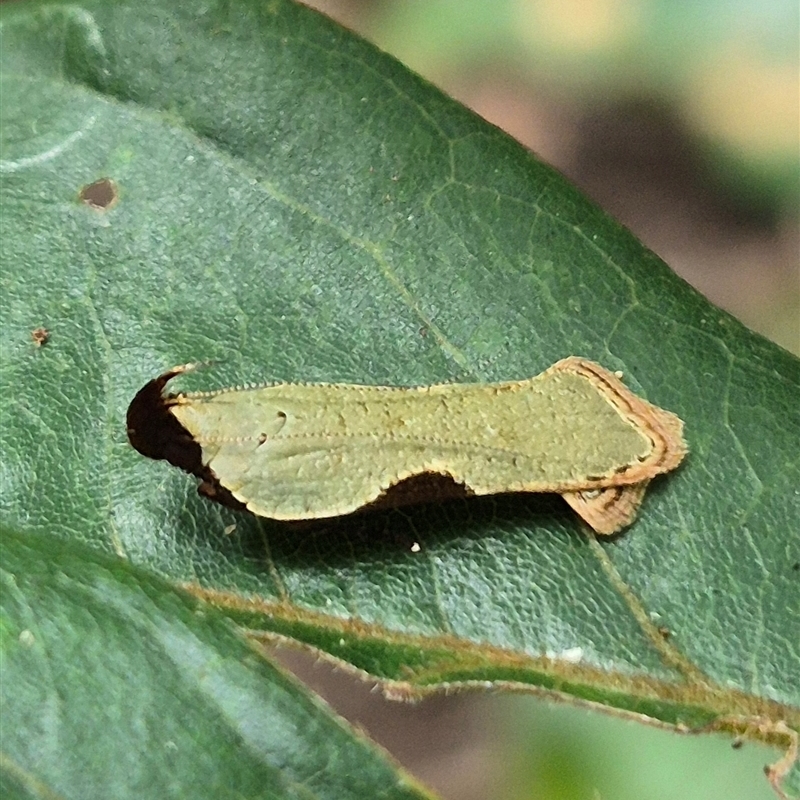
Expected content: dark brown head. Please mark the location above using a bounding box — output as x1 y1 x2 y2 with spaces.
126 369 246 512
126 369 202 473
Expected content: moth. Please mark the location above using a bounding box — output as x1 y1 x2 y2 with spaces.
126 357 687 534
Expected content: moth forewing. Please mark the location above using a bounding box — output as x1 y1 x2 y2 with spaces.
127 357 687 534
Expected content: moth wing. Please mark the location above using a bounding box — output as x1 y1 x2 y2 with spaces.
561 482 649 535
203 435 433 520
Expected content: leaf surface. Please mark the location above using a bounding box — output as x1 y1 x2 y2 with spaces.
0 527 430 799
1 0 798 794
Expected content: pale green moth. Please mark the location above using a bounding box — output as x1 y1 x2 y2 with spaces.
127 357 687 535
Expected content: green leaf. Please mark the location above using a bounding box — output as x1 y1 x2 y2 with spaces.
0 527 430 800
1 0 798 795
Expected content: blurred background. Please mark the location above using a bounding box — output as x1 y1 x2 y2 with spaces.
280 1 798 798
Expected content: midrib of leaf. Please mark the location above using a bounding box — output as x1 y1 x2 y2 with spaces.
186 580 800 732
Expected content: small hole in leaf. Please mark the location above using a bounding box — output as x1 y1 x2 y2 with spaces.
79 177 119 210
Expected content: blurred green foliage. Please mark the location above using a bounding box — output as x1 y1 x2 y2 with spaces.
367 0 799 211
500 698 779 800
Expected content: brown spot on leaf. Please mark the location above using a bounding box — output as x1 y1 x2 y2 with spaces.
31 327 50 347
79 177 119 210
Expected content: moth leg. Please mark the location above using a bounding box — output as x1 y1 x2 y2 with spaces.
561 482 649 535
